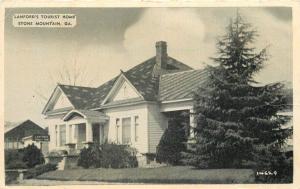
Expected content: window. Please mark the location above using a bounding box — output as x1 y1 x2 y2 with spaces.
122 117 131 144
116 118 120 143
59 124 66 146
134 116 139 142
55 125 58 146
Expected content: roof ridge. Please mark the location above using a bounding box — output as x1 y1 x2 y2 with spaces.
161 69 205 77
58 84 96 89
5 120 42 134
4 120 27 133
125 56 156 73
167 56 193 69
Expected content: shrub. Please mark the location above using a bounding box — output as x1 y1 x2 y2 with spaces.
156 114 187 165
77 143 138 169
6 160 28 169
25 163 57 179
5 149 27 169
22 144 45 168
101 143 138 168
78 144 102 168
5 171 19 184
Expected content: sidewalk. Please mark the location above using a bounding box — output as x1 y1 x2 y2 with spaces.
11 179 121 185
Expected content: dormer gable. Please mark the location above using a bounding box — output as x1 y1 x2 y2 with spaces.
111 80 140 102
53 91 73 110
101 73 144 105
42 86 74 115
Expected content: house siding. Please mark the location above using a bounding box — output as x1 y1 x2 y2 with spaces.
46 102 171 155
46 118 65 152
147 103 168 153
103 103 149 153
48 123 56 151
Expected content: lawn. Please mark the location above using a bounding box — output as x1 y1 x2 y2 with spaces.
37 166 255 184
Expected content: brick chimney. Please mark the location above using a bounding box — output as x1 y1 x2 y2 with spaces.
155 41 168 70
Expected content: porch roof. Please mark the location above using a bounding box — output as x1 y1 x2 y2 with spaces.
63 109 108 122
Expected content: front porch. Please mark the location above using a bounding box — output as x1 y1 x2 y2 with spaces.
54 109 109 152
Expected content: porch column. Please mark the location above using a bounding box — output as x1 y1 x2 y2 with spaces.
86 121 93 143
71 124 76 143
189 108 195 139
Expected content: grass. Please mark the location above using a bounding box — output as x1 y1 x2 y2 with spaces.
37 166 255 184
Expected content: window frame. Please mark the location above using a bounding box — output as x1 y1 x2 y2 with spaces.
134 116 139 142
116 118 120 144
59 124 66 147
122 117 131 144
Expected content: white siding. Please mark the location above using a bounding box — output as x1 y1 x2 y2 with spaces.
148 104 168 153
46 118 66 152
47 121 56 151
103 103 149 153
110 80 140 102
53 92 73 110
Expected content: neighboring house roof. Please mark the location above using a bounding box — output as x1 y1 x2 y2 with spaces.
5 121 24 133
4 120 47 140
159 69 208 101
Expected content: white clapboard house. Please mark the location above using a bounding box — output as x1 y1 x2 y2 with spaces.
42 41 207 162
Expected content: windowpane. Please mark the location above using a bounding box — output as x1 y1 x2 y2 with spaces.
55 125 58 147
59 125 66 146
135 116 139 142
116 118 120 143
122 117 131 144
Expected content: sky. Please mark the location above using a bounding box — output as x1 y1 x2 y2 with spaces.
4 7 292 127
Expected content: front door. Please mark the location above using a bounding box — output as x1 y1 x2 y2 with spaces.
92 124 100 143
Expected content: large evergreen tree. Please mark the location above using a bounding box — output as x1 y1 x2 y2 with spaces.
183 12 291 171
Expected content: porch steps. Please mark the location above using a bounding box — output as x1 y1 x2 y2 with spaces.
57 157 65 170
143 161 166 168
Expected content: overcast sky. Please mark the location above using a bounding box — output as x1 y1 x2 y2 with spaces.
4 7 292 127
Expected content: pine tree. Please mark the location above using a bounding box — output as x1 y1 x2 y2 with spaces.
183 12 291 171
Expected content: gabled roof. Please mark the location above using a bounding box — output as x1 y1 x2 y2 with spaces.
5 120 47 140
107 56 192 102
43 55 193 113
63 109 108 121
159 69 208 101
5 121 24 132
121 57 159 101
58 84 98 109
100 72 144 105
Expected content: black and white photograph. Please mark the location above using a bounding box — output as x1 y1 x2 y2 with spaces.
2 3 296 186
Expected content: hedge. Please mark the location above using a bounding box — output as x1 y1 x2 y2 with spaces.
78 143 138 169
